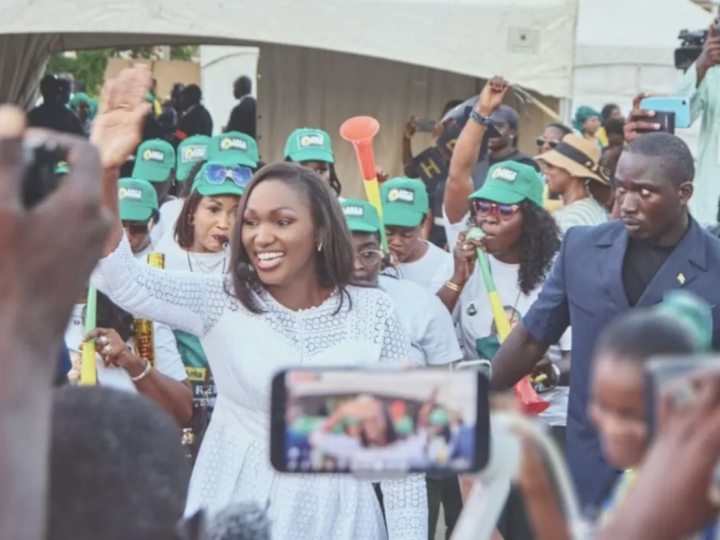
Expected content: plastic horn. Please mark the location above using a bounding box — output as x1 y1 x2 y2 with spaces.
133 252 165 366
466 228 549 414
340 116 388 251
80 284 98 386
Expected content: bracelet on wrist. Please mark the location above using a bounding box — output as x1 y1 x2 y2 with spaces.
129 359 152 382
444 280 464 293
470 110 493 127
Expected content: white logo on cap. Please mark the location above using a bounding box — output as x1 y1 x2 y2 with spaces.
182 145 206 163
343 206 364 217
387 188 415 203
298 134 325 148
491 167 518 183
118 187 143 201
143 149 165 162
221 138 247 151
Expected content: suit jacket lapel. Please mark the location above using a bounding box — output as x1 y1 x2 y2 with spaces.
636 219 705 308
596 223 630 311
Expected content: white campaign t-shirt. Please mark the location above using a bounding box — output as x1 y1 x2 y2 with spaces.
553 198 608 236
395 241 454 293
155 234 230 274
379 275 462 367
64 305 187 392
444 214 570 427
150 197 184 244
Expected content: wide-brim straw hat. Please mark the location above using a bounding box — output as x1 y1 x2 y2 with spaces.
536 133 610 185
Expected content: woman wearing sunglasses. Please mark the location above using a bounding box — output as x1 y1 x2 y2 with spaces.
439 160 569 540
154 161 249 457
536 123 572 154
537 133 611 236
284 128 343 197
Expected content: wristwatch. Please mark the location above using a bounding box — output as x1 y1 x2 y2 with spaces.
470 110 493 127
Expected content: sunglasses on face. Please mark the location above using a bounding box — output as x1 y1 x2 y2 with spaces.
536 137 559 149
356 249 384 267
473 200 520 220
204 165 253 188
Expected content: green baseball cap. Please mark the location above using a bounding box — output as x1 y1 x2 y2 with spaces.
208 132 259 168
470 161 543 207
394 416 415 435
118 178 158 222
342 199 381 234
429 408 450 426
176 135 210 182
191 161 248 197
284 128 334 164
132 139 175 183
380 178 429 228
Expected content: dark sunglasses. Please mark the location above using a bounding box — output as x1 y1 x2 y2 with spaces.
204 165 253 188
356 249 384 267
473 200 520 220
535 137 559 149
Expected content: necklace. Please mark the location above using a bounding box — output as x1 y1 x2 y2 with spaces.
186 250 227 274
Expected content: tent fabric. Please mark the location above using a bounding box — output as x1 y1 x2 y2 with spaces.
572 0 712 112
0 34 58 109
0 0 578 99
255 43 559 199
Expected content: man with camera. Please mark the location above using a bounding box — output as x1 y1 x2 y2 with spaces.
676 22 720 226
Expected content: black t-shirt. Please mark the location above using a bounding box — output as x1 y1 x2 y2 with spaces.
622 238 674 307
27 103 85 136
226 96 257 139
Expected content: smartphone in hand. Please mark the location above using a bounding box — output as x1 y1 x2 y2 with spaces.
270 368 490 476
411 118 438 133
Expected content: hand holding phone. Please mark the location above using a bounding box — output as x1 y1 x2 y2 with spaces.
271 368 490 476
411 118 437 133
639 97 690 130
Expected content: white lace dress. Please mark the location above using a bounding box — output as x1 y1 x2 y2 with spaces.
91 235 428 540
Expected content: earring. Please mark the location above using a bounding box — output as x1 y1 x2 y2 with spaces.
317 242 323 252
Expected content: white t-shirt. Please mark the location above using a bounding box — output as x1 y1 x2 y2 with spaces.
395 241 454 293
150 197 184 244
553 198 608 236
444 215 570 427
155 234 230 274
379 275 462 367
64 305 187 392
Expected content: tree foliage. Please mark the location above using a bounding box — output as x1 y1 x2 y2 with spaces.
45 46 199 97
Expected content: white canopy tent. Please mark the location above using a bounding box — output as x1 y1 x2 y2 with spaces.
0 0 578 195
572 0 712 117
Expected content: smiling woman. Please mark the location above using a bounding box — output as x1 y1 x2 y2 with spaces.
94 131 426 540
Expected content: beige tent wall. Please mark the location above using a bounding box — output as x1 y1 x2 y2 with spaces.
257 44 558 199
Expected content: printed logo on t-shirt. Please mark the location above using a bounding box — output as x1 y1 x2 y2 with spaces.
343 205 364 218
387 188 415 204
181 145 206 163
143 149 165 162
118 187 143 201
491 167 518 183
298 133 325 148
220 137 247 151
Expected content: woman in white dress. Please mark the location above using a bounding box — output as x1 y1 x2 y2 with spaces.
93 142 427 540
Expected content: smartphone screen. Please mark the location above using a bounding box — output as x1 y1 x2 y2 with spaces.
645 355 720 440
412 118 438 133
270 368 490 475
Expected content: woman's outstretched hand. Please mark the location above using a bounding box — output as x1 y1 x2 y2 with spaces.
90 65 152 169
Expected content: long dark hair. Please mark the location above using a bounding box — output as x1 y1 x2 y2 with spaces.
230 162 354 314
517 201 560 294
468 199 560 295
174 191 204 249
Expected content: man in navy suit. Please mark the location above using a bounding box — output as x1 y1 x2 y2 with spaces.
491 132 720 514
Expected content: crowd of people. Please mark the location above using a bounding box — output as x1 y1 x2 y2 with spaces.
9 30 720 540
